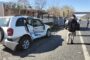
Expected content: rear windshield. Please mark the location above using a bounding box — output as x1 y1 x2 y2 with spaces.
0 17 10 27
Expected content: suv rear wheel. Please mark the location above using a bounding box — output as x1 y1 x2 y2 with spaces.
17 36 32 50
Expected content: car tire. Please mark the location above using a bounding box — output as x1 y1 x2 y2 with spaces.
17 36 32 50
0 27 4 42
46 29 51 37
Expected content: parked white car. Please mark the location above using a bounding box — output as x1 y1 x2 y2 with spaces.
0 16 51 51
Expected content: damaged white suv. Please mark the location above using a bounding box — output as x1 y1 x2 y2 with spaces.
0 16 51 51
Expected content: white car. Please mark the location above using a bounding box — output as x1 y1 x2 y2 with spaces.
0 16 51 51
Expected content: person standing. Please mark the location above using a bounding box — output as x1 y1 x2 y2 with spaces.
67 14 78 44
87 17 89 29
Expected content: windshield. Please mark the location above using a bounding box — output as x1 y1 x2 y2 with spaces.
0 17 10 27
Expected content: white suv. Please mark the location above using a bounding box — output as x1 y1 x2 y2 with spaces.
0 16 51 51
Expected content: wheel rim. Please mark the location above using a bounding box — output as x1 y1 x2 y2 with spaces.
0 31 1 41
22 40 30 49
47 30 51 37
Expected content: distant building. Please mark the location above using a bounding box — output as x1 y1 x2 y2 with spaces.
0 2 4 16
0 2 47 17
0 2 56 24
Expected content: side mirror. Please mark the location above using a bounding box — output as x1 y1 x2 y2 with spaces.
24 20 27 25
43 24 45 30
24 19 29 25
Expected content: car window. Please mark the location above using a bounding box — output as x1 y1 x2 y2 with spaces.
32 19 43 27
16 18 26 26
0 17 10 27
27 18 32 25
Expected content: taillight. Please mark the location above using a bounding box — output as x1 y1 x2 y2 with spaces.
7 28 13 36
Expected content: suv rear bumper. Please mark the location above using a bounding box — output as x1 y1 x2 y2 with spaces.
2 39 18 51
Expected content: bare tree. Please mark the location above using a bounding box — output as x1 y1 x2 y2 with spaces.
35 0 47 10
61 6 74 17
17 0 31 8
34 0 47 18
47 6 75 17
47 6 61 17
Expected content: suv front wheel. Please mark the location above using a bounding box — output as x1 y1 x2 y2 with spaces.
46 29 51 37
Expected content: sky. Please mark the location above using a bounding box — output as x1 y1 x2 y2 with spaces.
0 0 90 12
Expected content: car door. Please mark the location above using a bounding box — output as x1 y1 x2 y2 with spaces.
14 17 27 38
26 18 35 39
32 19 45 37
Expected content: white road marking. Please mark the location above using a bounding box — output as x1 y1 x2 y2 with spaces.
79 31 90 60
66 31 69 43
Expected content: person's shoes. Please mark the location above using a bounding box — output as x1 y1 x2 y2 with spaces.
74 33 76 36
74 32 76 36
71 40 73 44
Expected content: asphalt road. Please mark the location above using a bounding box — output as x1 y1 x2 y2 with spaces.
0 20 90 60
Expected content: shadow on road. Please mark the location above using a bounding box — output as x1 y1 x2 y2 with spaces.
51 25 64 32
80 27 90 31
70 43 90 45
77 35 90 37
3 35 64 58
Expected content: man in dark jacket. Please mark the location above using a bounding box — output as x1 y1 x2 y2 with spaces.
68 14 78 32
67 14 78 44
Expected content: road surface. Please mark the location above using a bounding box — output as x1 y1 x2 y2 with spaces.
0 20 90 60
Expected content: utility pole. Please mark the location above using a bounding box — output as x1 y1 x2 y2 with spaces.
63 11 65 17
67 9 69 17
